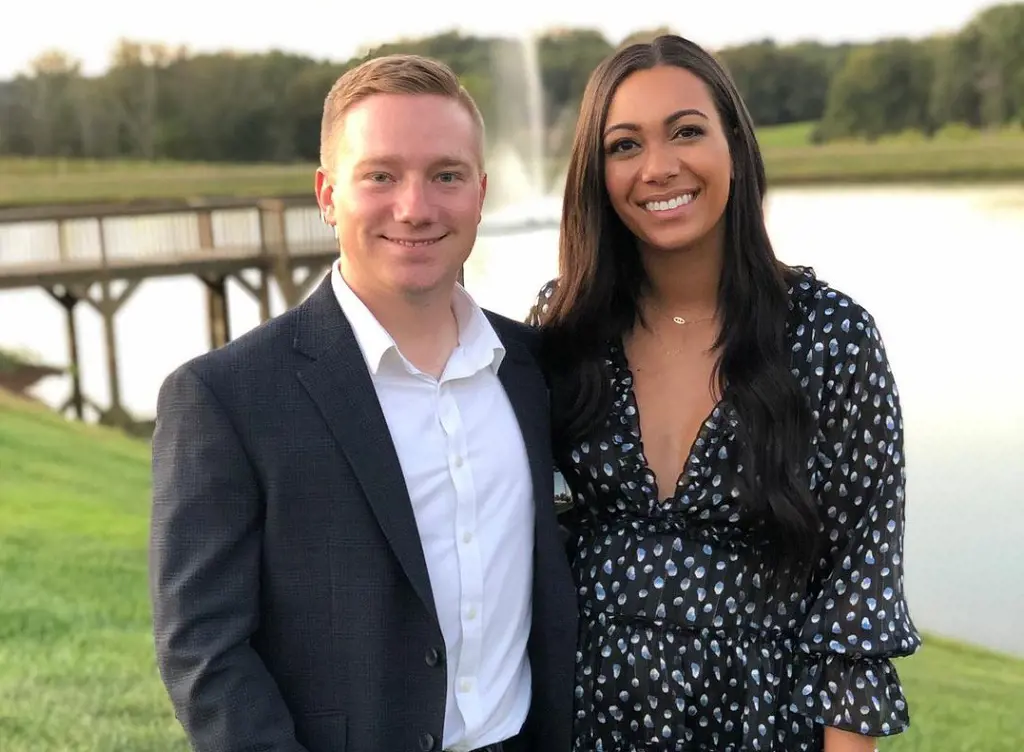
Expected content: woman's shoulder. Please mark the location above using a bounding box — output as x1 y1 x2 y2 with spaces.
525 277 559 327
786 265 881 346
785 265 899 416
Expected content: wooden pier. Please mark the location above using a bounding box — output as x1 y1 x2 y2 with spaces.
0 195 557 430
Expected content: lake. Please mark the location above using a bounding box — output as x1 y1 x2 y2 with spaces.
1 182 1022 657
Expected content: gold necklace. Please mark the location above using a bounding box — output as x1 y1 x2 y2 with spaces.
668 314 715 326
647 298 717 327
631 302 718 369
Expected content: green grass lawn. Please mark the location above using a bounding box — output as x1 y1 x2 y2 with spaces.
0 390 1022 751
756 121 820 148
2 123 1023 207
761 123 1024 187
0 158 316 207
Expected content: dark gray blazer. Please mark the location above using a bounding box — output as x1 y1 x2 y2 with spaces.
149 275 577 752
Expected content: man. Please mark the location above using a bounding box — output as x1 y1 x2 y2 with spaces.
149 54 577 752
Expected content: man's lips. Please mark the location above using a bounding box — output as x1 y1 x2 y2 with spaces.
382 234 448 247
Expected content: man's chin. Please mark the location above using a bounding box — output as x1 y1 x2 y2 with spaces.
389 271 459 300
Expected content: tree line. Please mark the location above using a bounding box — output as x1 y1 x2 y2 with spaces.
1 2 1021 164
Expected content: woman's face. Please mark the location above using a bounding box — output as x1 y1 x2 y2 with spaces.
601 65 733 256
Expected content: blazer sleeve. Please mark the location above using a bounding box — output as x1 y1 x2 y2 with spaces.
149 364 309 752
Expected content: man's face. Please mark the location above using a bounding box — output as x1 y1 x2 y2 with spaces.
316 93 487 304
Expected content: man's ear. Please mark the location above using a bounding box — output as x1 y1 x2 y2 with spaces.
315 167 335 227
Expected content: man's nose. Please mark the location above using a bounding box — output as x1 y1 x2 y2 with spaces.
393 179 437 224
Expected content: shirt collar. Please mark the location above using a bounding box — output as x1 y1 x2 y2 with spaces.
330 261 505 377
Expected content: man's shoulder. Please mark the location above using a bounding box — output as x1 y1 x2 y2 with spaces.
483 308 540 356
163 305 302 393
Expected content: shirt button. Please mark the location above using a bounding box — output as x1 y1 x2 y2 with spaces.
459 678 472 693
467 606 477 620
462 531 473 543
453 455 464 468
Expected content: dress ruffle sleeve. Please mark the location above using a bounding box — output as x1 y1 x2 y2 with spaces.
791 305 922 737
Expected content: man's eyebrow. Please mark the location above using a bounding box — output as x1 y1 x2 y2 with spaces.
352 155 475 170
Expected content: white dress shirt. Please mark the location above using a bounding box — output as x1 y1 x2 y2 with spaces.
331 263 535 751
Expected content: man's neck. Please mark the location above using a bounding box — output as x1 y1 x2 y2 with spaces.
340 263 459 379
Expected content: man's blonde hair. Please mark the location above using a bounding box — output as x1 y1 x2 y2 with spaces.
319 53 486 172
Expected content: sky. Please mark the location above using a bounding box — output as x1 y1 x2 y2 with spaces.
0 0 1005 79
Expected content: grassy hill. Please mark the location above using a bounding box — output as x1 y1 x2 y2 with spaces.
0 390 1022 750
1 123 1023 207
0 389 188 751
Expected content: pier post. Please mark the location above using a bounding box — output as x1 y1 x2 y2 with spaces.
49 223 85 421
45 284 85 421
204 277 231 349
227 269 272 325
91 219 141 429
257 269 272 322
196 210 231 350
59 289 84 421
98 221 124 426
259 199 299 308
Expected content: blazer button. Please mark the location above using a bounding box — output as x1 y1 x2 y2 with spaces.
418 732 437 751
425 647 444 667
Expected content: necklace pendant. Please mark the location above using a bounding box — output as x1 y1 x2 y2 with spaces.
672 316 686 325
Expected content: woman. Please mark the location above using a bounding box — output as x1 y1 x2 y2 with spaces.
528 35 920 752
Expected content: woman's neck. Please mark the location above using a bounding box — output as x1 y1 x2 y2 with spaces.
638 233 724 322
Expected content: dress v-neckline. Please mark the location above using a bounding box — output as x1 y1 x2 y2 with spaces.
614 340 723 505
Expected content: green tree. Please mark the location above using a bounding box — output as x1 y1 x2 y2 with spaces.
3 14 1018 163
930 29 985 128
25 51 85 157
969 3 1024 126
283 62 348 163
819 39 935 140
539 28 613 123
719 40 835 126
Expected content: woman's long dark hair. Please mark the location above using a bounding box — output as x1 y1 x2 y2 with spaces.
539 35 819 569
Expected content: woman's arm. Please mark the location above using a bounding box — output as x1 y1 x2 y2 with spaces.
791 305 921 744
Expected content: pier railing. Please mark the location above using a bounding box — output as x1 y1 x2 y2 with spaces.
0 195 338 427
0 195 557 428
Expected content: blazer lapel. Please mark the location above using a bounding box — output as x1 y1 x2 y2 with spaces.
293 276 436 622
488 320 559 537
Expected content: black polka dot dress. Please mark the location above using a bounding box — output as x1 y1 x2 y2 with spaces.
528 268 921 751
